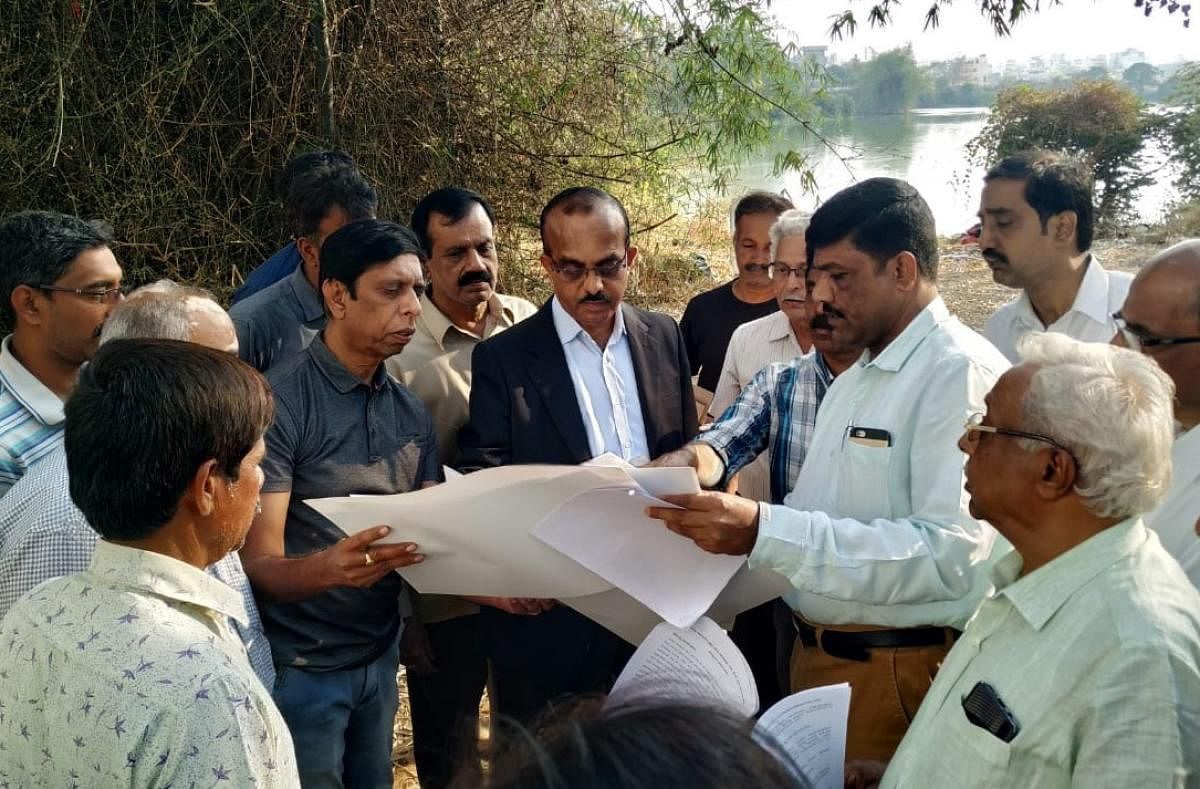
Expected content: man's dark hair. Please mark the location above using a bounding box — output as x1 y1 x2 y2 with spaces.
985 150 1095 253
479 701 811 789
733 191 795 228
411 187 496 257
276 149 358 201
285 152 378 239
319 219 426 297
66 339 274 542
539 186 631 255
805 177 939 281
0 211 113 323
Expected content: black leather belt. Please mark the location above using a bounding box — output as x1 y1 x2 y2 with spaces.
792 615 954 662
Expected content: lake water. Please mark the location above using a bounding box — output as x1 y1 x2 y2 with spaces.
730 108 1178 235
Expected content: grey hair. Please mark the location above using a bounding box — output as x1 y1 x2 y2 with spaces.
768 209 812 262
1016 332 1175 519
99 279 223 345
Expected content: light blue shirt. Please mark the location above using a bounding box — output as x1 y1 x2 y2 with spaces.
551 297 650 464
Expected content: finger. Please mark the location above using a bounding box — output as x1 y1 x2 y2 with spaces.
376 553 424 572
657 492 706 508
341 526 391 549
362 542 420 561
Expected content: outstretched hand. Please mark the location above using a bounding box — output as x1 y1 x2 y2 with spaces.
321 526 424 589
646 491 760 555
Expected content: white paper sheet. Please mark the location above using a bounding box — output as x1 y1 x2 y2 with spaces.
606 616 758 717
306 464 628 598
754 683 851 789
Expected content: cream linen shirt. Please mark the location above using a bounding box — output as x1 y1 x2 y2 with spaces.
708 311 809 502
749 298 1010 627
1146 424 1200 588
0 541 299 787
385 291 535 623
983 255 1132 363
883 519 1200 789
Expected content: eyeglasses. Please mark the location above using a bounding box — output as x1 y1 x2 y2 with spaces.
549 254 628 282
963 412 1074 456
767 262 806 279
1112 312 1200 352
32 284 126 304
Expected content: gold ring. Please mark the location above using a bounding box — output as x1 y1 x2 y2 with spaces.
363 551 374 567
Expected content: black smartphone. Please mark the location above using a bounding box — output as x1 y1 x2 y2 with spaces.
961 681 1020 743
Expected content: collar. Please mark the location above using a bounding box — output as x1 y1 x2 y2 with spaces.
89 540 249 628
551 296 626 349
307 333 388 395
862 297 950 373
418 291 515 351
993 517 1147 631
813 352 834 387
286 264 326 323
766 311 795 343
0 335 65 425
1014 254 1111 328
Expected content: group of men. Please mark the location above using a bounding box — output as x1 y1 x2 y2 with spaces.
0 146 1196 789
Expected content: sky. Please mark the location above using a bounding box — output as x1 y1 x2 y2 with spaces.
771 0 1195 64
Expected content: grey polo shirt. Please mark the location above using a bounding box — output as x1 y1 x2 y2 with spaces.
260 334 441 671
230 265 326 372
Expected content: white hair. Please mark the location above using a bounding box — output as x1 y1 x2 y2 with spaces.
768 209 811 262
1016 332 1176 519
99 279 226 345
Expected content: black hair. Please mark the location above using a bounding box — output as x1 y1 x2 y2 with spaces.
473 701 811 789
284 153 378 238
804 177 939 280
985 150 1095 253
65 339 274 541
411 187 496 257
276 149 358 201
0 211 113 322
539 187 631 255
318 219 426 297
734 191 795 227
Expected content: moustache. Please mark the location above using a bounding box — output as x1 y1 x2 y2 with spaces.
580 292 612 304
809 307 844 330
457 270 494 287
981 249 1008 266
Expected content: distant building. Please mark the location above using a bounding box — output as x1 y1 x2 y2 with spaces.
799 45 828 67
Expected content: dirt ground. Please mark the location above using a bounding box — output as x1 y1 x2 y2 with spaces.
388 236 1159 787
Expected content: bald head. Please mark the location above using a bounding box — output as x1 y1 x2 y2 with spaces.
100 282 237 353
1140 239 1200 322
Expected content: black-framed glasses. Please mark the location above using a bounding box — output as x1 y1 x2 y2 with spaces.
550 254 628 282
1112 311 1200 352
963 412 1074 457
32 284 126 304
767 262 806 279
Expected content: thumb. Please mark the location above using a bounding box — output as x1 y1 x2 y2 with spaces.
343 525 391 548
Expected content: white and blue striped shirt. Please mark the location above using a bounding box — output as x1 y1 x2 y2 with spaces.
0 335 65 495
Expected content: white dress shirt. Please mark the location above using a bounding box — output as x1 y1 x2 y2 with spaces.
551 298 650 464
1146 424 1200 588
749 298 1010 627
709 311 809 502
984 255 1132 362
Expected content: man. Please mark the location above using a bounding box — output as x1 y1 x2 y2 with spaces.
1115 239 1200 586
0 210 123 493
0 339 299 786
649 178 1009 760
979 149 1131 362
0 282 274 690
241 219 437 788
458 186 698 726
231 150 361 305
875 334 1200 788
383 187 536 788
230 151 377 371
680 191 793 415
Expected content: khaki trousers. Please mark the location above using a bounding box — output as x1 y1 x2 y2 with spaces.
788 632 952 762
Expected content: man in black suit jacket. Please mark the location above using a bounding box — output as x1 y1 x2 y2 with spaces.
458 186 698 726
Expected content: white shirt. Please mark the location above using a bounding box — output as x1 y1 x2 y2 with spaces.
551 298 650 464
1146 424 1200 588
984 255 1132 362
749 298 1011 627
883 519 1200 789
709 311 808 502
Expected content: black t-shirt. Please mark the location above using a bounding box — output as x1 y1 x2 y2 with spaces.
679 280 779 392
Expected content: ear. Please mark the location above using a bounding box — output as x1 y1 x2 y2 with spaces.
11 284 45 327
1051 211 1078 247
296 235 320 268
186 458 221 517
322 278 348 320
539 254 555 277
892 251 920 292
625 246 639 272
1032 448 1077 503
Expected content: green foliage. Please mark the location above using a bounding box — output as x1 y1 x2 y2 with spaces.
965 80 1156 225
837 47 926 115
1164 64 1200 201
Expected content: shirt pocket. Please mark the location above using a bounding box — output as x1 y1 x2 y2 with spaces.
943 702 1013 775
838 440 895 520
